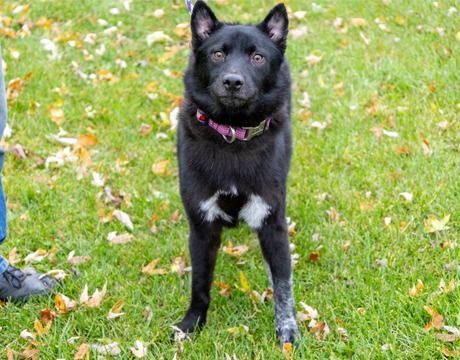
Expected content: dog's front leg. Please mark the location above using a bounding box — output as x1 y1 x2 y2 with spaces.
258 213 298 344
176 221 222 334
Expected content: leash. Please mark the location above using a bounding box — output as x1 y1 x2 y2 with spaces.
185 0 194 15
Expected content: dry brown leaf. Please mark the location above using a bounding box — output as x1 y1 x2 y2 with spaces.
171 256 186 276
442 347 460 358
80 282 107 308
19 348 39 360
139 123 153 136
6 349 14 360
8 247 20 265
223 242 249 257
424 306 444 331
112 210 134 230
170 209 182 223
309 251 320 263
40 309 57 324
91 342 121 356
67 251 91 265
74 343 90 360
282 342 293 359
152 160 170 176
55 293 77 314
310 320 330 340
49 102 65 125
409 279 424 297
130 340 148 358
142 258 168 275
34 318 52 336
76 134 98 148
107 298 125 320
422 139 433 156
107 231 134 245
214 281 232 297
24 248 48 263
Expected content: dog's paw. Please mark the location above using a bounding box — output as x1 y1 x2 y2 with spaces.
277 321 299 345
172 310 206 340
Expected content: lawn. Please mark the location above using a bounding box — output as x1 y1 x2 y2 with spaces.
0 0 459 358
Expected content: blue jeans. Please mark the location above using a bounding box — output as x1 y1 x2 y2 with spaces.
0 48 9 274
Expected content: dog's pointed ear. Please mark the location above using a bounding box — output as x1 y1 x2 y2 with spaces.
191 1 221 49
258 3 289 52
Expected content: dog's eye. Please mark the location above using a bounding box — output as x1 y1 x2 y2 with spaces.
251 54 265 65
212 51 225 62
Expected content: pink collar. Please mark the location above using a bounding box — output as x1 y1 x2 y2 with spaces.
196 109 271 143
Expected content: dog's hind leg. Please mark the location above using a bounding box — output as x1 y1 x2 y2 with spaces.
176 221 222 335
258 213 298 345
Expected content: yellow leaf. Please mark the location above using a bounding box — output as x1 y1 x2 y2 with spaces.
408 279 424 297
282 342 293 359
34 318 52 336
238 271 250 292
107 298 125 320
152 160 170 176
424 214 450 233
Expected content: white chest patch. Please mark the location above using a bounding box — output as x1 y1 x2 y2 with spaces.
239 194 271 229
199 188 237 223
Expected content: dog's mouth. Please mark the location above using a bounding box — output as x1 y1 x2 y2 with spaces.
217 95 249 109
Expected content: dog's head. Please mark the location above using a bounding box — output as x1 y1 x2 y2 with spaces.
186 1 289 121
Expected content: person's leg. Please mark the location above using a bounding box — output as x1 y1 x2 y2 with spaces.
0 47 55 301
0 47 8 273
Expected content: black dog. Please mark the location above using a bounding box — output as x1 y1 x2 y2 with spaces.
176 1 298 344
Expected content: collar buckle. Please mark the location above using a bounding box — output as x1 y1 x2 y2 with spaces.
242 119 267 141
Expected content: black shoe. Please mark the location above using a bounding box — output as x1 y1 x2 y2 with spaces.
0 265 55 301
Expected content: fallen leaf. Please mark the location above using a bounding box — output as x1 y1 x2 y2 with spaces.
80 282 107 308
142 258 168 275
223 242 249 257
24 249 48 263
67 251 91 265
91 342 121 356
422 139 433 156
350 17 368 27
152 160 170 176
399 192 413 202
227 324 249 337
282 342 293 359
409 279 424 297
297 302 319 322
310 320 330 340
171 256 186 276
19 348 39 359
130 340 148 358
34 318 52 336
74 343 90 360
237 272 251 292
424 214 450 233
139 123 153 136
112 210 134 230
436 325 460 342
76 134 98 148
214 281 232 297
424 306 444 331
309 251 320 263
107 231 134 244
146 31 171 45
40 309 57 324
55 293 77 314
20 329 36 340
107 298 125 320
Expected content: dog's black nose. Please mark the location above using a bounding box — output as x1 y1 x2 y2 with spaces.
223 74 244 91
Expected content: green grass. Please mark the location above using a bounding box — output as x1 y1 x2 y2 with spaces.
0 0 459 358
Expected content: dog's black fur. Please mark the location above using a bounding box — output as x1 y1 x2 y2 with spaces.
176 1 298 344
